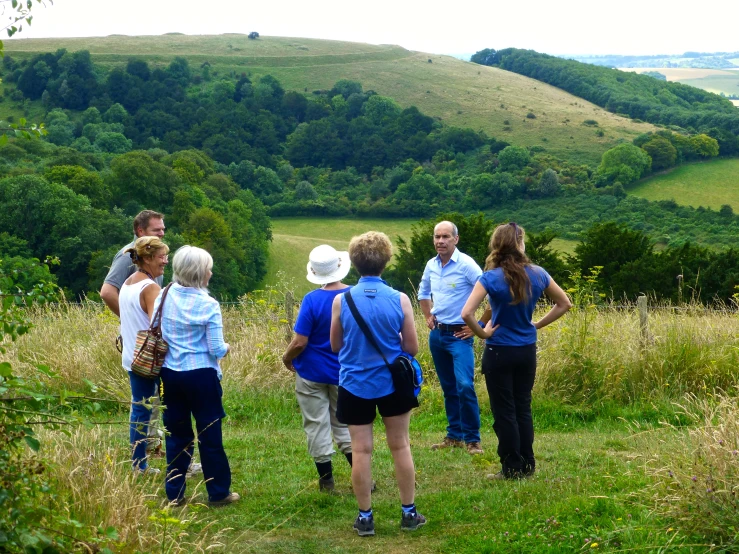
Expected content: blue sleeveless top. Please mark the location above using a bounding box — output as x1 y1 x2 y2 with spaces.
338 276 404 399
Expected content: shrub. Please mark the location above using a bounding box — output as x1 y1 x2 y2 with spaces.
526 112 536 119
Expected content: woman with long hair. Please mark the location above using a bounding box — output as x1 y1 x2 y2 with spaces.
461 223 571 479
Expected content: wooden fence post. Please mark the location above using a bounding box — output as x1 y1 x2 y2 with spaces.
637 295 648 342
285 291 294 343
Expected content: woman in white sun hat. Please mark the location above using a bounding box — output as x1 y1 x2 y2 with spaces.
282 244 354 491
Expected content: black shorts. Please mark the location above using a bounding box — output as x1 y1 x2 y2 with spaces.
336 386 419 426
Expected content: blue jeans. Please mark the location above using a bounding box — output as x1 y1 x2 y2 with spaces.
429 329 481 443
161 367 232 503
128 371 159 470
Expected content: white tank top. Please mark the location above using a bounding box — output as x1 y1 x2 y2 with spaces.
119 278 155 371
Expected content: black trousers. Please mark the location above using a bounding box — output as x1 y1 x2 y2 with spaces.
482 344 537 476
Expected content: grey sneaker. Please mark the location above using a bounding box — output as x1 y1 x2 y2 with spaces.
135 466 161 476
186 462 203 478
353 514 375 536
401 511 427 531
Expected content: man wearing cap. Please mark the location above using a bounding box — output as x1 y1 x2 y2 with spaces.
418 221 484 455
282 245 354 491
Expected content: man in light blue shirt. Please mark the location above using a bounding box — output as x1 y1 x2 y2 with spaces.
418 221 484 455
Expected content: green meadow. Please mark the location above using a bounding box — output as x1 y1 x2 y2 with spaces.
266 218 578 296
7 297 739 552
3 35 656 165
628 158 739 211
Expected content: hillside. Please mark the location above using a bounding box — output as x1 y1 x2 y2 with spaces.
3 34 656 165
627 158 739 211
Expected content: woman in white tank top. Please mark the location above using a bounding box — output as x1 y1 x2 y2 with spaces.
120 236 169 474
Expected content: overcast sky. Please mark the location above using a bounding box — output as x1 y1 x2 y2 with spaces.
7 0 739 57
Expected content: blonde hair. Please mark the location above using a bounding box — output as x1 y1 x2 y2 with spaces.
484 223 531 305
348 231 393 276
172 245 213 289
124 236 169 268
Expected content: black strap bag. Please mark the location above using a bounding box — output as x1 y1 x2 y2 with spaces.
344 289 423 399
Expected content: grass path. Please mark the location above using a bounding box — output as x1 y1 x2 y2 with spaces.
126 388 694 553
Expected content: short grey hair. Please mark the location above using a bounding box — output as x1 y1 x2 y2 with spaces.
172 245 213 289
435 220 458 237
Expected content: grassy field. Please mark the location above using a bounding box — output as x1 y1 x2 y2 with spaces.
3 35 656 165
623 67 739 98
6 298 739 552
627 158 739 211
266 218 578 296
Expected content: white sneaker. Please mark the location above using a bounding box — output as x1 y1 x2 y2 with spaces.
136 466 161 476
186 462 203 478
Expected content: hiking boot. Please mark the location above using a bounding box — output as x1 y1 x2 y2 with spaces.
486 471 507 481
431 437 463 450
353 514 375 536
186 462 203 478
401 511 427 531
466 442 484 455
319 476 335 492
208 492 240 507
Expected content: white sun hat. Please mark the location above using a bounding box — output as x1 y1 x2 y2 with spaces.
306 244 351 285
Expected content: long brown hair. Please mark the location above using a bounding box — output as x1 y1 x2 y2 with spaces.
484 223 531 304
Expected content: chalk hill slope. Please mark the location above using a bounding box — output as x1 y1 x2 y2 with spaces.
4 34 655 164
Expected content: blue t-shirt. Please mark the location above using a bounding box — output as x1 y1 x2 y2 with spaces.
338 276 404 399
479 265 551 346
293 286 350 385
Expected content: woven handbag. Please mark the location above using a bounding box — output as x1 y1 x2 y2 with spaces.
130 283 172 379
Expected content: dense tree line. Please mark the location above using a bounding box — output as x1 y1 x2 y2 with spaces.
2 49 737 301
470 48 739 156
0 140 271 300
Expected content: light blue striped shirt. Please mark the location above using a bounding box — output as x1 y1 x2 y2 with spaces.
417 248 482 325
153 283 228 379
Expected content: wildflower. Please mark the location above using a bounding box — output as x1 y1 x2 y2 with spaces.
591 543 599 548
692 476 697 482
733 450 738 456
668 470 673 477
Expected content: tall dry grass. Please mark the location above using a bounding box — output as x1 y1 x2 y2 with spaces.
37 425 228 553
536 303 739 404
635 391 739 545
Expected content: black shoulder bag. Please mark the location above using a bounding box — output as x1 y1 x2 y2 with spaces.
344 289 422 399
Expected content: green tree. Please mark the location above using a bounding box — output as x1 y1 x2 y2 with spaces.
497 145 531 171
574 222 653 291
44 165 111 208
689 133 720 158
640 136 677 170
597 143 652 186
108 151 179 210
538 168 561 196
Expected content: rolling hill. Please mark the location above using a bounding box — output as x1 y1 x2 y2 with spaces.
3 34 656 165
622 67 739 100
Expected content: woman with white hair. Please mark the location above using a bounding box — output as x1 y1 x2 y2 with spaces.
282 245 353 492
154 245 239 507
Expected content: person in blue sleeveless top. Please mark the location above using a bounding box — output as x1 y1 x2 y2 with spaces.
282 245 353 492
330 231 426 536
461 223 571 479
